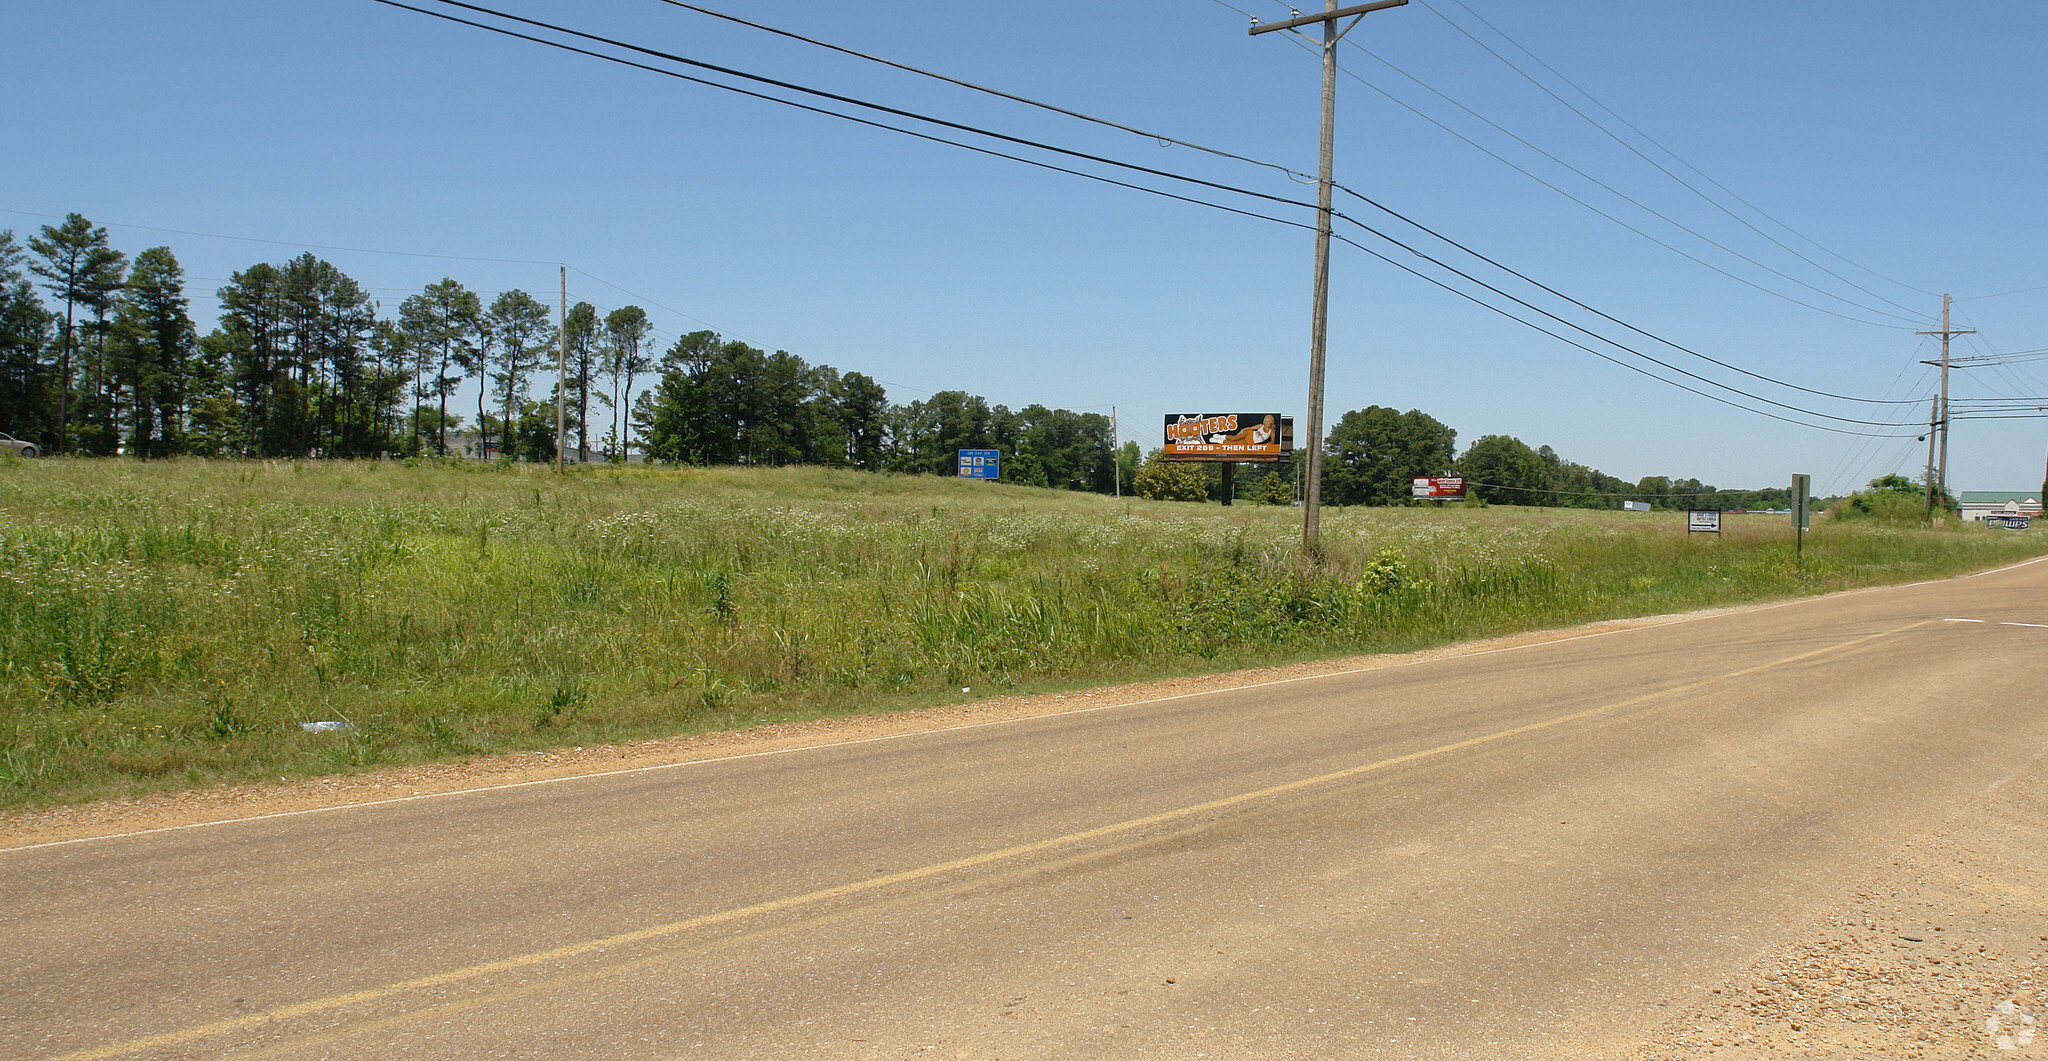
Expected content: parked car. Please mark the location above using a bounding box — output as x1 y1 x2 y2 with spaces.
0 431 38 458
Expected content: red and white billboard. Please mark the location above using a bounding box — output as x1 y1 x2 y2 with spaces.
1412 476 1465 500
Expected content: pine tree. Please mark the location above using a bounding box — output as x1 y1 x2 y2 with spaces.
27 214 124 454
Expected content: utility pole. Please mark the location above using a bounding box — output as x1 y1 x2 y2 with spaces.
555 265 567 473
1916 293 1974 514
1923 395 1939 518
1251 0 1407 560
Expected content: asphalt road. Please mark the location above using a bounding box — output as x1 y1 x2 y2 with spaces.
6 557 2047 1060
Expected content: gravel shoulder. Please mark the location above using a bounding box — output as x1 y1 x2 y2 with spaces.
1637 747 2048 1060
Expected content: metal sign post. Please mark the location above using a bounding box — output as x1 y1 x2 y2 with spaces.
1792 474 1811 556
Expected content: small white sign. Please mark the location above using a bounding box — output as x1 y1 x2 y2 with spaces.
1688 510 1722 534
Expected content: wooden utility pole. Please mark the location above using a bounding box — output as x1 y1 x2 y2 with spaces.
1916 293 1974 513
1250 0 1407 559
555 265 567 473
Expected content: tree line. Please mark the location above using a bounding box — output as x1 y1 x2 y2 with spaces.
1132 405 1791 511
1337 405 1793 510
0 214 1117 485
1 213 1779 508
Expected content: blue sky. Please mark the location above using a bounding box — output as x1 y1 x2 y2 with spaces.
6 0 2045 494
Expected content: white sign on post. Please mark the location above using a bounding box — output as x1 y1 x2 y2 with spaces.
1688 510 1722 534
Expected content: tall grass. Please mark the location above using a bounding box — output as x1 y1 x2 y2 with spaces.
1 456 2040 806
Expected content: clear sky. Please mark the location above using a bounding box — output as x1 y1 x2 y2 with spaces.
6 0 2045 495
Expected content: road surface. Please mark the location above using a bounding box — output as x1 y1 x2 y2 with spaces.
6 558 2047 1059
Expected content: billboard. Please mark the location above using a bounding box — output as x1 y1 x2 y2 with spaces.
1161 413 1293 462
1411 476 1466 500
957 449 999 479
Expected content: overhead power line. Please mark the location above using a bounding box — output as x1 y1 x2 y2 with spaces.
1243 0 1929 328
1417 0 1925 323
650 1 1312 186
654 0 1930 393
1324 225 1914 437
370 0 1919 437
1424 0 1937 308
1315 43 1925 331
666 0 1934 408
1958 283 2048 302
1435 0 1935 304
1328 183 1927 405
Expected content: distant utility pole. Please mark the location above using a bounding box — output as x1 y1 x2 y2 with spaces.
1917 293 1974 513
556 265 567 473
1112 405 1121 498
1250 0 1408 560
1923 395 1939 518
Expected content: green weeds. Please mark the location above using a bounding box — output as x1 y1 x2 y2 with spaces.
0 457 2041 807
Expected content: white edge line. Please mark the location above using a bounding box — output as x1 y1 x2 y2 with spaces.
8 555 2038 854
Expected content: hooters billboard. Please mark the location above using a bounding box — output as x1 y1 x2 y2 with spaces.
1161 413 1294 462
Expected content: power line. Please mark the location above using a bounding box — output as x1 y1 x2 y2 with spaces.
1323 38 1929 328
1325 225 1914 437
1244 23 1926 331
634 1 1930 387
1329 182 1929 405
652 0 1313 186
1956 283 2048 302
376 0 1320 224
1429 0 1937 303
1819 347 1933 495
375 0 1913 436
1416 0 1929 321
1237 2 1927 330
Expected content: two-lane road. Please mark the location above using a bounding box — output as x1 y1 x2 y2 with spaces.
7 558 2047 1059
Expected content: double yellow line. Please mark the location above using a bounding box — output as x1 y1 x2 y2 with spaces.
51 618 1931 1061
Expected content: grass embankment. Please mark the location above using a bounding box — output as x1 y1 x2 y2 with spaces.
2 457 2041 808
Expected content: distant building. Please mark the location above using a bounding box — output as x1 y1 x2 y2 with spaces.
442 432 638 464
443 431 495 461
1959 491 2043 522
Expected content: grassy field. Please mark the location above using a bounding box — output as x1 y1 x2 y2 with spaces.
2 456 2041 808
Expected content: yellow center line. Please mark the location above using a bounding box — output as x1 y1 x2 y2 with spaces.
47 618 1932 1061
223 801 1290 1061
